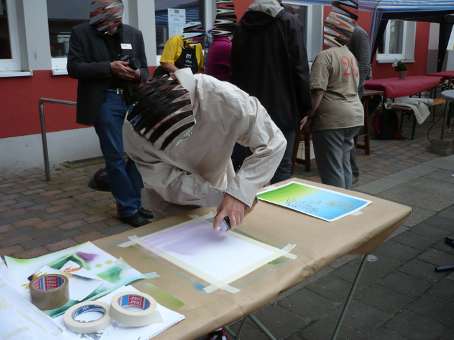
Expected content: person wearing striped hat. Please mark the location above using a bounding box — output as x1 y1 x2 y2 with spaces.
300 0 364 189
205 0 237 81
123 68 286 229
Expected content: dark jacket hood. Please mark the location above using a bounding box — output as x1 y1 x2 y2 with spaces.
240 0 283 29
240 10 277 29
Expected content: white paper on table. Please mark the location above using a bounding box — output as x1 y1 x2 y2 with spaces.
0 275 64 340
55 286 185 340
61 260 101 281
4 242 144 303
128 218 293 290
37 265 103 302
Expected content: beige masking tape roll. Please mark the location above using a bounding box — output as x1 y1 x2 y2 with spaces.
64 301 111 334
110 291 158 327
30 274 69 310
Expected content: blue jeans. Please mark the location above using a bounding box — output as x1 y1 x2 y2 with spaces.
94 90 143 217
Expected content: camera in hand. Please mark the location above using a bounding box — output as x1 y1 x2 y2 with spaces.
119 54 138 70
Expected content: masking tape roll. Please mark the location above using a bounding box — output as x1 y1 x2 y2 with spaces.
30 274 69 310
110 291 158 327
64 301 111 334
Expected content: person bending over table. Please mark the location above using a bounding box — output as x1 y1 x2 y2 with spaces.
123 68 286 229
300 4 364 189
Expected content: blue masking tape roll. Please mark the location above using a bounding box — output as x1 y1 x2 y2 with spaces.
110 291 157 327
64 301 111 334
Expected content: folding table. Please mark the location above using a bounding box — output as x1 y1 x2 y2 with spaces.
365 76 443 139
365 76 442 99
93 179 411 340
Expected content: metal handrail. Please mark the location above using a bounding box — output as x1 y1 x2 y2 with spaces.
38 97 77 181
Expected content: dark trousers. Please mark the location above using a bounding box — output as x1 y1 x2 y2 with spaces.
312 127 361 189
351 149 359 177
232 129 296 184
94 90 142 217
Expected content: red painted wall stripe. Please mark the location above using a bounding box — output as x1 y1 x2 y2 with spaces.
0 67 156 138
0 71 80 138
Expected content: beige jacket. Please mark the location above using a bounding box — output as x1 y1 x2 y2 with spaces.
123 72 286 217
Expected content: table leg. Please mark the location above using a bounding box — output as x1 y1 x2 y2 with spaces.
358 97 371 155
248 315 278 340
226 315 278 340
226 317 248 340
304 133 311 172
330 254 368 340
441 102 450 140
229 254 370 340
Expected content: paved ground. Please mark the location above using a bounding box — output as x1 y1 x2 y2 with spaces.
1 119 454 339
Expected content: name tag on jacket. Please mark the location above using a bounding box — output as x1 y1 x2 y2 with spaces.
121 43 133 50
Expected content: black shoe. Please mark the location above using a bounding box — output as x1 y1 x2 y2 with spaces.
138 207 154 219
119 212 150 228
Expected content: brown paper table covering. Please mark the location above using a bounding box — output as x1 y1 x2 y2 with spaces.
93 179 411 339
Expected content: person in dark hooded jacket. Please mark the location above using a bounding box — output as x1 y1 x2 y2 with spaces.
231 0 311 183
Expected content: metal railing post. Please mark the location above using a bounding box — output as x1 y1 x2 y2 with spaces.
38 99 51 181
38 98 77 181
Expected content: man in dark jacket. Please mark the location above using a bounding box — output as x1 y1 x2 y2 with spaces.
231 0 311 183
347 25 371 182
67 0 151 227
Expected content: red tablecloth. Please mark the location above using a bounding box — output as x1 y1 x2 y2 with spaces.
365 76 442 98
427 71 454 80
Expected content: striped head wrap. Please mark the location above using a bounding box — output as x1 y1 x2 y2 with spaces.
127 76 195 151
324 0 358 47
212 0 236 37
183 21 205 40
89 0 124 33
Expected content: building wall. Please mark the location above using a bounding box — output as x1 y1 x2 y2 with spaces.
234 0 431 79
371 22 430 79
0 71 78 139
321 6 431 79
0 0 157 172
0 0 433 171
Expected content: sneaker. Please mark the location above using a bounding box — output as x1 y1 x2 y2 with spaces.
207 328 229 340
119 212 150 228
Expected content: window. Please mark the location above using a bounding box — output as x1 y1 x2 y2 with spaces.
448 25 454 50
47 0 90 72
155 0 203 55
0 0 22 71
377 20 416 63
0 0 12 59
